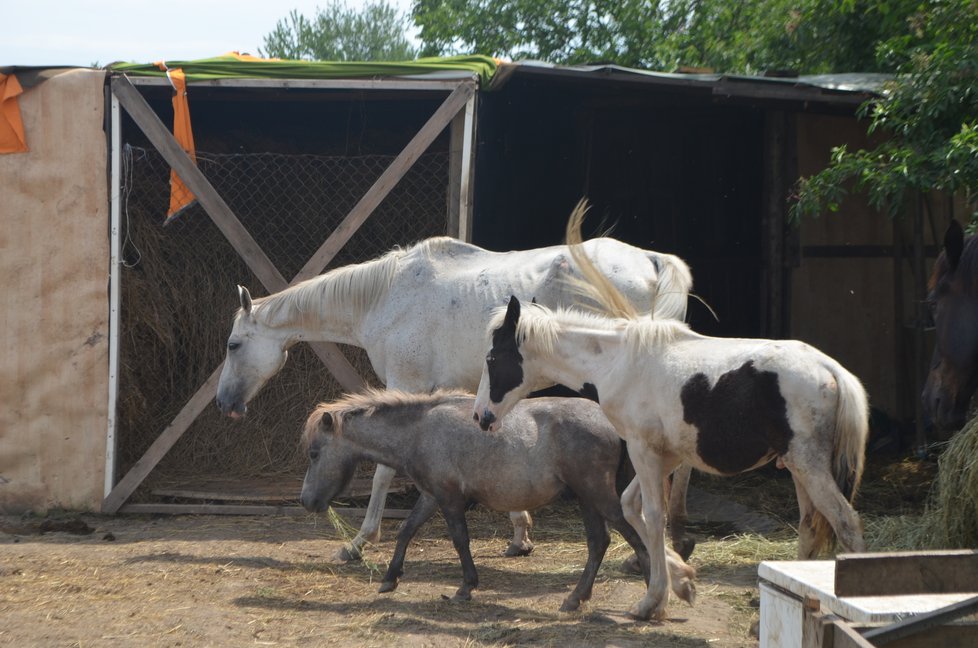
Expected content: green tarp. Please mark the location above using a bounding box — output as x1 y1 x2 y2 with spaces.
111 54 498 87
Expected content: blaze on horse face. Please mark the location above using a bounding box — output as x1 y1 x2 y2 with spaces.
475 297 532 431
922 221 978 434
216 286 290 418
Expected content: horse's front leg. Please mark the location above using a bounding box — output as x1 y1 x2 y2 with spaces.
442 501 479 601
379 492 439 593
623 442 671 621
334 463 395 562
505 510 534 556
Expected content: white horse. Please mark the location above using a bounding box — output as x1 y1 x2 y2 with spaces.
216 233 692 561
472 216 869 621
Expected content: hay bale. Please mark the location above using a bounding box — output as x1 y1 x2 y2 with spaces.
930 416 978 547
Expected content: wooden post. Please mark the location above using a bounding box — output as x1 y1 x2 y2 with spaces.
913 194 927 453
762 110 787 338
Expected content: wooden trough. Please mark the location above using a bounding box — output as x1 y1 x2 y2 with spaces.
759 550 978 647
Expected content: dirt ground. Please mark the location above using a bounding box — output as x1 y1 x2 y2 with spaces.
0 501 776 648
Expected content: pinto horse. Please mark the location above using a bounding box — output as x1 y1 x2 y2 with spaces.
299 389 695 610
473 213 869 621
923 220 978 433
216 233 692 561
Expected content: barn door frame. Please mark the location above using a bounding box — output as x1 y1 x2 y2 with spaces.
103 74 478 513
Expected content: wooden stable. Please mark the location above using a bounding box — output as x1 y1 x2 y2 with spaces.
759 551 978 647
2 62 942 514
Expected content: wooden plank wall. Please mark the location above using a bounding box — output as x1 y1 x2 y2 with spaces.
0 69 109 513
791 113 909 419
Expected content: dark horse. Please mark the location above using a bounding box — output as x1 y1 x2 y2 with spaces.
923 220 978 433
300 389 695 612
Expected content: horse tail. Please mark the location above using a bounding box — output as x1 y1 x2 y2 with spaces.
564 199 641 319
650 252 693 322
811 361 869 554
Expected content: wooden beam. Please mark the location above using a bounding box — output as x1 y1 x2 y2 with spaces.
292 80 476 282
118 503 411 519
822 617 876 648
835 551 978 597
127 76 474 92
103 364 225 513
863 595 978 647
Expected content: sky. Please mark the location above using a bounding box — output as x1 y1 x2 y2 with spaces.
2 0 415 67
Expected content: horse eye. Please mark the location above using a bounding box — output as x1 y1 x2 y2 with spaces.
309 450 320 461
486 354 495 365
227 341 241 351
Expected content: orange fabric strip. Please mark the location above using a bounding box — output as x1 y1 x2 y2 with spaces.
164 67 197 221
0 73 29 154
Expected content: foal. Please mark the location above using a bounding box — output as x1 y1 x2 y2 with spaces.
300 389 695 611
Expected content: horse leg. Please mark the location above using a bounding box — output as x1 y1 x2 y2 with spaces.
333 463 395 562
379 492 439 593
442 501 479 601
668 464 697 561
623 441 671 621
787 462 865 555
560 503 610 612
504 510 534 557
792 475 820 560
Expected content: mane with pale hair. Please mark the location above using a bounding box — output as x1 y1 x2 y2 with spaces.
250 237 459 328
302 387 470 448
489 301 691 359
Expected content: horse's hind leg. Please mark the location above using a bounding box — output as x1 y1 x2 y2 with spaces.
505 510 534 557
788 463 865 555
442 501 479 601
560 504 610 612
334 463 396 562
667 464 697 561
792 475 820 560
380 492 439 593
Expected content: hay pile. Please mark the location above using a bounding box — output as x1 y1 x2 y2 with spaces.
867 417 978 550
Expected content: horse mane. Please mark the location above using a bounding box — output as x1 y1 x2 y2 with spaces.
249 239 443 328
302 387 470 447
489 300 690 358
930 232 978 293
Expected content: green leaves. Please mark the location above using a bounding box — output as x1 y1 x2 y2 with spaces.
791 2 978 225
260 2 417 62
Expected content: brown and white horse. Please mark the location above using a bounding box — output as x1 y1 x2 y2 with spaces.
473 211 869 620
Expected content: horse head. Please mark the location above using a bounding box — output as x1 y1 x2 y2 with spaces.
216 285 290 418
922 220 978 434
299 406 357 512
475 296 535 432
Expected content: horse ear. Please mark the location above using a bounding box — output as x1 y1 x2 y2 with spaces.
237 285 253 315
944 220 965 271
320 411 334 434
504 295 522 330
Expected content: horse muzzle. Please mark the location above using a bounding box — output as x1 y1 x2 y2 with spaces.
477 408 498 433
216 396 247 419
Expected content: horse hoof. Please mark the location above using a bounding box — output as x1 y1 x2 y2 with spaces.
332 545 363 563
675 537 696 562
620 553 644 575
452 589 473 602
378 580 398 594
675 580 696 605
627 599 667 622
559 598 581 612
503 541 534 557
